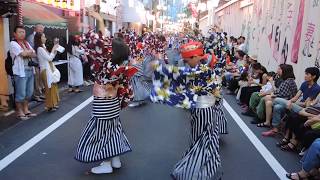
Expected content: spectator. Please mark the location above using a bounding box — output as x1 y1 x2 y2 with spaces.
10 26 37 120
27 23 45 102
257 64 298 128
262 67 320 136
237 36 247 53
275 92 320 151
242 71 276 116
224 50 246 93
239 62 267 110
281 112 320 152
251 64 284 124
67 35 85 93
247 54 258 75
34 32 60 112
236 72 249 100
286 138 320 179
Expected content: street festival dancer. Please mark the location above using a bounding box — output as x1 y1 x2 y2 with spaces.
128 32 166 107
75 9 137 174
151 41 224 179
127 32 152 107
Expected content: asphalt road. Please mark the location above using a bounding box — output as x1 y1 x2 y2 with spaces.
0 89 301 180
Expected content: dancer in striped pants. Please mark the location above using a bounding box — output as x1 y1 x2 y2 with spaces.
75 10 137 174
151 41 224 179
129 55 154 107
172 106 222 180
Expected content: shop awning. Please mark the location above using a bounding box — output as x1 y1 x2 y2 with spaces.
22 1 67 29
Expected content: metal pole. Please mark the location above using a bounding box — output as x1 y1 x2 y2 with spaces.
162 10 164 32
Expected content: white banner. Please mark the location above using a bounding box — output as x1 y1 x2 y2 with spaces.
216 0 320 84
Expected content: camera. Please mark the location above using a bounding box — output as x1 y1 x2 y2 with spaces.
28 60 39 67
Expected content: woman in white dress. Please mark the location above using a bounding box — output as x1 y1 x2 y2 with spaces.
34 32 60 112
67 35 84 93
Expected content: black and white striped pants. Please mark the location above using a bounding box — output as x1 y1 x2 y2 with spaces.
214 100 228 134
75 97 132 163
172 106 222 180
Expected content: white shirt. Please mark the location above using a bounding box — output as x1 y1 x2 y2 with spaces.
238 43 246 52
10 41 34 77
37 46 56 72
260 82 273 93
37 46 56 88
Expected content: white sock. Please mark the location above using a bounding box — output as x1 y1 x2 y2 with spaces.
111 156 122 168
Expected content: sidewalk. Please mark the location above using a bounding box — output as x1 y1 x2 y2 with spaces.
0 82 92 133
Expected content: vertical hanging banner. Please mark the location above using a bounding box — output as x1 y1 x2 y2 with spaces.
291 0 305 63
280 0 296 64
300 0 320 67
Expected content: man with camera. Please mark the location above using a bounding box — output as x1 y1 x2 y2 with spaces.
10 26 37 120
27 23 45 102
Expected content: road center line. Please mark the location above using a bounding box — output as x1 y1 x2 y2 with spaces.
0 96 93 171
223 99 288 180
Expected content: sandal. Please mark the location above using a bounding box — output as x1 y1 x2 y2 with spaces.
276 138 289 147
0 105 9 112
262 129 278 137
281 142 297 152
25 112 37 117
257 123 272 128
74 89 83 93
46 107 57 112
286 172 309 180
17 114 30 120
34 97 44 102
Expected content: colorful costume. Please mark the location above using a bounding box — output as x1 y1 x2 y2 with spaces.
75 31 136 164
151 41 225 180
129 33 166 106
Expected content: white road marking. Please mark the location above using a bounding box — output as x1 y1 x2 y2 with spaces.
223 99 288 180
3 110 15 117
0 95 289 180
0 96 93 171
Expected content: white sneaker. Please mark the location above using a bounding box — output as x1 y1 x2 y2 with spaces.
83 81 90 87
88 80 95 85
128 102 140 107
111 156 122 168
91 161 113 174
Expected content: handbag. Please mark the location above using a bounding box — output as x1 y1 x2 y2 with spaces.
52 65 61 83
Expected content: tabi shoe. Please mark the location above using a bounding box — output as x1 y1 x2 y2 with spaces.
91 161 113 174
111 156 122 169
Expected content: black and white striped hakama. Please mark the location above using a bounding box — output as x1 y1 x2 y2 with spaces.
75 97 132 163
214 100 228 134
172 106 222 180
131 63 152 101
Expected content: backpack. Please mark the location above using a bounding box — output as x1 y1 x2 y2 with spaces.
5 51 13 76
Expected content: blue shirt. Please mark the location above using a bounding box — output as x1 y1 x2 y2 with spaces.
299 81 320 102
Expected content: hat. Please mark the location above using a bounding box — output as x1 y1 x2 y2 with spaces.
249 54 258 61
180 41 204 59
